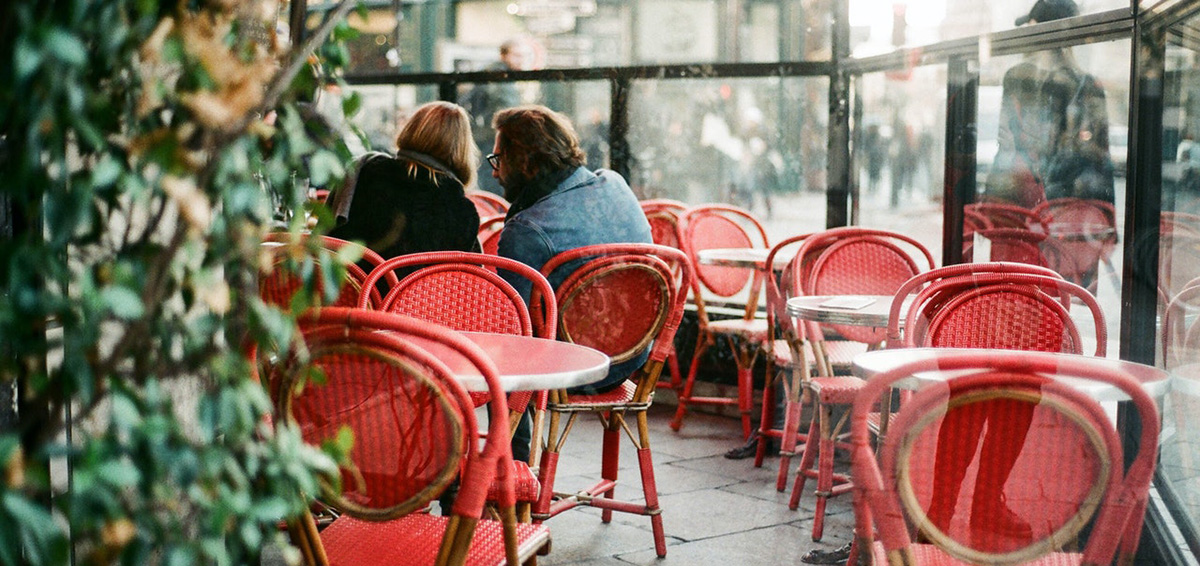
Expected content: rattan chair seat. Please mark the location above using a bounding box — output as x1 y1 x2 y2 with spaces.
320 513 549 566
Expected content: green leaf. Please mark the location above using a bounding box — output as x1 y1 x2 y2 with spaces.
46 28 87 67
307 151 344 188
110 394 142 430
2 493 68 564
341 91 361 118
101 286 145 319
14 37 43 80
97 459 142 487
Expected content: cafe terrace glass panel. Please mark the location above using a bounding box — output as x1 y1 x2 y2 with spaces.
852 64 947 258
972 39 1131 358
625 76 828 242
1157 17 1200 542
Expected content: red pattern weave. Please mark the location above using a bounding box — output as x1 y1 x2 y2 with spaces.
850 352 1159 566
532 244 693 558
320 513 548 566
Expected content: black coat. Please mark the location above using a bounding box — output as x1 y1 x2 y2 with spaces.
327 151 480 272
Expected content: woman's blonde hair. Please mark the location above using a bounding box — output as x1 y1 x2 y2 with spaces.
394 101 479 189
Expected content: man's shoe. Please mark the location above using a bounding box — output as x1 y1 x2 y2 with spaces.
723 431 780 459
724 432 760 459
802 541 853 565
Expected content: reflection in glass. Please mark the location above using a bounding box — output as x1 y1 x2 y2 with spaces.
972 39 1129 354
849 0 1128 55
1159 26 1200 542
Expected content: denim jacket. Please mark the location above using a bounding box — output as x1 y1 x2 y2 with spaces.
497 166 653 391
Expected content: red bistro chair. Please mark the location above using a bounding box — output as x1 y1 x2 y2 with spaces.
530 243 692 558
275 308 551 566
670 204 771 439
786 227 935 540
358 251 556 342
358 251 558 517
966 201 1049 233
849 351 1158 566
640 198 689 390
1036 197 1120 292
885 262 1066 350
904 272 1106 357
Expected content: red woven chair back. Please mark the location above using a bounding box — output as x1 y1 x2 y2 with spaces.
851 352 1159 565
1037 198 1118 287
905 272 1106 356
467 191 510 218
536 243 693 381
359 251 556 339
259 234 385 309
360 252 556 410
679 204 769 298
794 227 934 345
292 309 516 518
886 262 1063 349
289 326 470 518
642 206 685 251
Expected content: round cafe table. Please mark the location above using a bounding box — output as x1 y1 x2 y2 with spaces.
415 332 611 392
785 295 900 329
853 347 1170 402
697 247 795 271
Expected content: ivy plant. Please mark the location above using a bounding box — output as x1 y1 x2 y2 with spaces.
0 1 365 563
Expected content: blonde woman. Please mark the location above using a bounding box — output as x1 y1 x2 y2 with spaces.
328 101 482 261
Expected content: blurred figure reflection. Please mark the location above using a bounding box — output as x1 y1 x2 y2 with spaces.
982 0 1114 210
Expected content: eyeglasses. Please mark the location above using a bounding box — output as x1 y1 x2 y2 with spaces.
486 153 502 171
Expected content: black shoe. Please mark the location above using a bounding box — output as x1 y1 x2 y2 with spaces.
802 541 853 565
723 432 778 459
